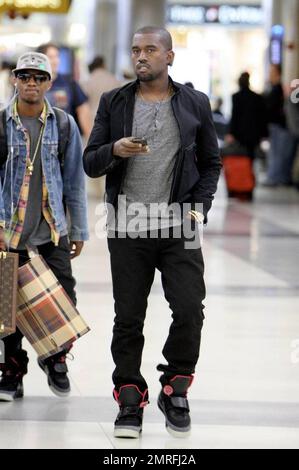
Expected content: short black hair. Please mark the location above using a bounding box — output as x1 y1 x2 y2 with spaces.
238 72 250 89
88 56 105 73
133 26 173 50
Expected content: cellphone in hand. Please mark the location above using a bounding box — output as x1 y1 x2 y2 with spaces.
131 137 148 146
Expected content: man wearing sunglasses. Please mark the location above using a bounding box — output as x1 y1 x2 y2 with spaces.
0 52 89 401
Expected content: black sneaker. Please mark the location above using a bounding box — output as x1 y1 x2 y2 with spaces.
158 375 193 438
0 373 24 402
38 351 71 397
113 385 148 438
0 352 28 402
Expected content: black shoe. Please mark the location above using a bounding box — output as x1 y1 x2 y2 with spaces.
38 352 71 397
0 351 28 402
158 375 193 438
113 385 148 438
0 374 24 401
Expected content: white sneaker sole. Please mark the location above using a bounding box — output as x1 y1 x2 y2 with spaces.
114 427 141 439
0 392 14 402
49 384 70 398
166 425 191 438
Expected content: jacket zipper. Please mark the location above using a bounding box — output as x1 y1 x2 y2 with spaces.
169 94 183 204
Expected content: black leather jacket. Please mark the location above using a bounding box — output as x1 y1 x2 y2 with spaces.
83 78 221 222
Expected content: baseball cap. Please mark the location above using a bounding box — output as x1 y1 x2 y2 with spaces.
13 52 52 79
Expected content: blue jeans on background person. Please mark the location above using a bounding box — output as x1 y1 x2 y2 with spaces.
266 124 298 185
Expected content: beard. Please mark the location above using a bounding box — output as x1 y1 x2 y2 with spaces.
136 71 155 82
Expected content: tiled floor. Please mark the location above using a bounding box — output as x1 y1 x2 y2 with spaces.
1 176 299 449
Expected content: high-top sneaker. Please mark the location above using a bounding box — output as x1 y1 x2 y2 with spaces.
158 375 193 438
113 385 149 438
0 351 29 402
38 350 72 397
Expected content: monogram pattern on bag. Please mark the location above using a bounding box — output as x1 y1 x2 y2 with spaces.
0 254 18 332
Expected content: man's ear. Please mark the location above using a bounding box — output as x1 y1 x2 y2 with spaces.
46 80 52 92
167 50 175 67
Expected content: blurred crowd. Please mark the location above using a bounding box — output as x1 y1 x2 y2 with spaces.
1 45 298 199
210 65 299 193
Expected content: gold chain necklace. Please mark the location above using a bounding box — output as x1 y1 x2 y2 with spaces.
137 84 173 138
138 84 172 103
26 121 45 176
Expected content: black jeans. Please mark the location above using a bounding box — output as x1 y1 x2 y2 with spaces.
108 229 206 392
3 236 76 358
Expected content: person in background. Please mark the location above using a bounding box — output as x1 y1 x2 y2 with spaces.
0 61 16 108
36 43 93 142
212 97 228 144
213 97 224 116
82 55 122 120
285 81 299 189
0 52 89 401
263 64 297 186
227 72 268 158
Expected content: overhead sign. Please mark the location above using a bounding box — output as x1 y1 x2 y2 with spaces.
270 24 284 65
0 0 71 14
167 4 264 26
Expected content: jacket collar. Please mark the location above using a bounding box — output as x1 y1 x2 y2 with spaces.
118 76 181 98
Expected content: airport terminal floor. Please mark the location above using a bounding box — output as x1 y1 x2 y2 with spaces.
0 175 299 449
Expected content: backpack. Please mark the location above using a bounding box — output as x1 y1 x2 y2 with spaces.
0 107 71 174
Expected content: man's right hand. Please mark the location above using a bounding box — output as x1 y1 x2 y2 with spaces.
0 228 6 251
113 137 149 158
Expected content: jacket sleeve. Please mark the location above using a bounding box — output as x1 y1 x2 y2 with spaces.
0 190 5 228
193 94 222 222
83 92 122 178
63 116 89 241
0 178 4 227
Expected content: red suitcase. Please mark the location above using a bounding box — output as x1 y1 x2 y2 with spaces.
221 143 255 200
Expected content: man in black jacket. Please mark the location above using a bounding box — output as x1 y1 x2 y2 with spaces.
83 26 221 439
228 72 268 157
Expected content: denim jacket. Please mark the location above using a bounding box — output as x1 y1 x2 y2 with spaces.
0 98 89 243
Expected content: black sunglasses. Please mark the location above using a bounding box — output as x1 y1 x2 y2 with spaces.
16 73 49 84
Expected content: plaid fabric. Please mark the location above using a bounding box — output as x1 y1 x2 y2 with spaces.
17 255 90 360
6 100 60 249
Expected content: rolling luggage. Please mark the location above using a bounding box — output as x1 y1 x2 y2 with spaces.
221 142 255 200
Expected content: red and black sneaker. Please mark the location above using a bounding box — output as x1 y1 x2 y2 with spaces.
113 385 149 438
38 350 72 397
158 375 193 438
0 351 29 402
